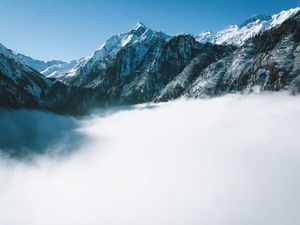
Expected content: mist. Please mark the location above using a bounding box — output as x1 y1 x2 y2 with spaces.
0 93 300 225
0 110 83 158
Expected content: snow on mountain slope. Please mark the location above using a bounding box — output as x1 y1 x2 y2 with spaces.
186 11 300 98
15 53 81 79
0 43 54 108
196 7 300 46
16 53 65 72
41 60 78 78
65 22 170 81
1 7 300 113
0 44 38 79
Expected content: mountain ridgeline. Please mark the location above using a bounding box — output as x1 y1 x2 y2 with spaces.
0 8 300 114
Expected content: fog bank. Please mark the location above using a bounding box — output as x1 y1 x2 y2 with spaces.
0 93 300 225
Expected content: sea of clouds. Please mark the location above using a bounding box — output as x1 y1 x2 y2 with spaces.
0 92 300 225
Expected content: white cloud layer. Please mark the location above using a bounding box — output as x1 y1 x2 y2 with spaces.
0 93 300 225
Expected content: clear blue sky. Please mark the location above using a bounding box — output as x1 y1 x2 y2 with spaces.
0 0 299 61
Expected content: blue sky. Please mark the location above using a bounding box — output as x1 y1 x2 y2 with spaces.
0 0 299 61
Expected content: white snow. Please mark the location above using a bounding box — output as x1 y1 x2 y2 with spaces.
133 21 146 30
271 7 300 27
66 22 169 79
121 34 134 47
41 60 77 78
196 7 300 46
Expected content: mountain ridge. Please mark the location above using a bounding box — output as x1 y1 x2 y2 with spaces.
0 7 299 115
196 7 300 46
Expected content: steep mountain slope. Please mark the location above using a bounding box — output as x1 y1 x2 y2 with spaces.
61 8 300 109
53 34 207 111
0 44 52 109
107 35 204 104
156 44 236 101
185 11 300 98
0 44 80 112
63 22 170 85
196 7 300 46
61 29 215 106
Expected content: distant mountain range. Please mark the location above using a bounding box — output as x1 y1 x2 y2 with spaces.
195 7 300 45
1 7 299 114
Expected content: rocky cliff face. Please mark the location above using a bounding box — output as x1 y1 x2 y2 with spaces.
184 11 300 98
0 44 52 109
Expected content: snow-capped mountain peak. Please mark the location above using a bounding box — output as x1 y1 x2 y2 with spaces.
196 7 300 46
1 7 300 113
133 21 147 31
271 7 300 27
66 22 169 79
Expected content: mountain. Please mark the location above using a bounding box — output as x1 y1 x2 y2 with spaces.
15 53 77 78
16 53 64 72
0 44 81 112
63 22 170 85
52 23 205 110
185 10 300 98
156 44 236 101
41 60 78 78
0 44 53 109
60 23 233 106
0 8 299 114
196 7 300 46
